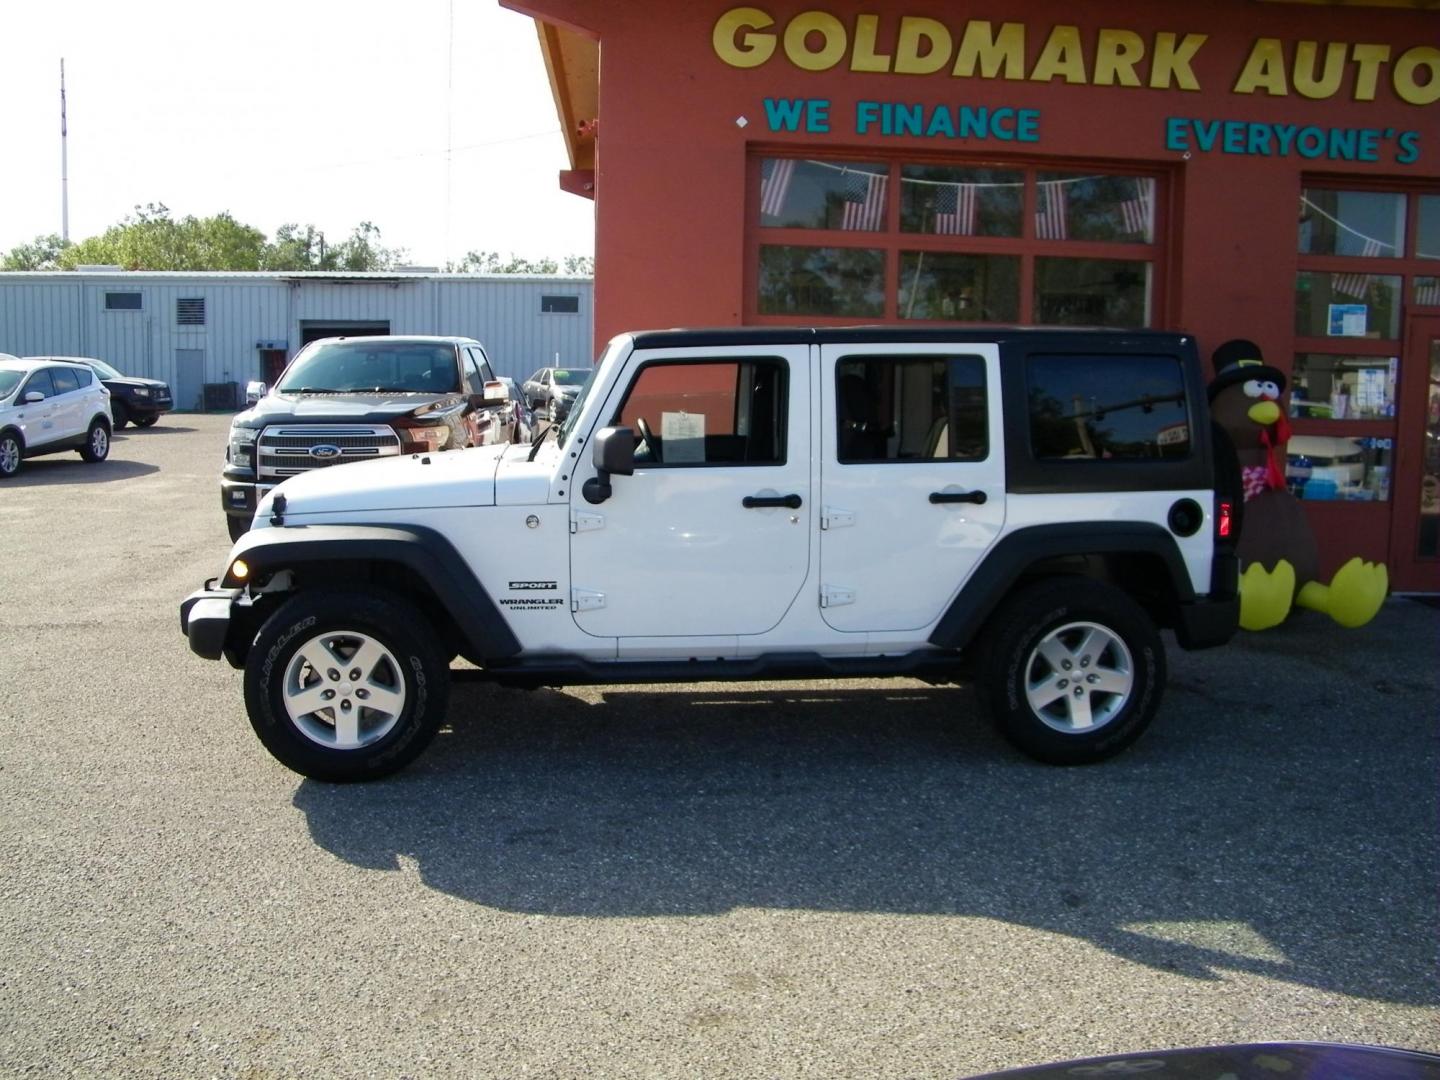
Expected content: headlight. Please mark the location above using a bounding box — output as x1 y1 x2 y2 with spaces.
396 424 450 453
132 388 151 398
228 426 258 466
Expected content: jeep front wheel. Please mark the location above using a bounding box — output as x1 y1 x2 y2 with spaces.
243 589 451 781
979 579 1165 765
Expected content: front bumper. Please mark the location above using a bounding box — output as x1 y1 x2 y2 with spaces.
221 474 275 519
122 396 172 420
180 583 242 659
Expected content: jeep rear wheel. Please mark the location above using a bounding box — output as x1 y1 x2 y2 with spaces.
243 589 451 781
979 579 1165 765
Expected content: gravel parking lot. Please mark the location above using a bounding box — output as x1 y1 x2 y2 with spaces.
1 414 1436 1078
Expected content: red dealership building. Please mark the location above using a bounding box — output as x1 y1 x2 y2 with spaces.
503 0 1439 592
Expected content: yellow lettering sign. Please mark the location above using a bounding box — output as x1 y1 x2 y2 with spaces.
1234 38 1289 96
1030 25 1088 85
895 16 952 76
708 7 1433 106
713 7 776 68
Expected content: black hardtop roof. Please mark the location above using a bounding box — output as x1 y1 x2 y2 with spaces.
627 326 1194 352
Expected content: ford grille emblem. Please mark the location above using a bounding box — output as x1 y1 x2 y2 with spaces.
309 444 342 461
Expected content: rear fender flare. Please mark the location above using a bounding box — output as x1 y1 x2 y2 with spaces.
928 523 1195 652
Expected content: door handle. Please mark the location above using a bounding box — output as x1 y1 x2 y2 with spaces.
743 493 803 509
929 490 987 505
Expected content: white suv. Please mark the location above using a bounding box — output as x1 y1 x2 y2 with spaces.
183 327 1239 781
0 355 114 478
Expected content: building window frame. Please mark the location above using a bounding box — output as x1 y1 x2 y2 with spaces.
744 154 1168 329
1288 178 1439 507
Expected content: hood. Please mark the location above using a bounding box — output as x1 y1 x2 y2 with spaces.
105 376 169 392
257 443 507 519
235 391 464 428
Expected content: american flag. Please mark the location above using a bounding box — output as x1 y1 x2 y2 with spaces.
1333 237 1386 299
840 170 887 231
760 158 796 219
934 183 976 236
1118 181 1153 238
1416 277 1440 306
1036 181 1067 240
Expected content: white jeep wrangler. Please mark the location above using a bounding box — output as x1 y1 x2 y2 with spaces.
182 328 1239 781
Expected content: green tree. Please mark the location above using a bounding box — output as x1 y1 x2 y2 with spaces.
261 221 405 271
448 250 593 275
54 204 267 271
2 234 72 271
328 221 405 271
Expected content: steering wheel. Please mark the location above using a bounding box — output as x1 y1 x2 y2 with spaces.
635 416 661 462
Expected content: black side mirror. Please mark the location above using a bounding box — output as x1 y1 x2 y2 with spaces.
582 426 634 504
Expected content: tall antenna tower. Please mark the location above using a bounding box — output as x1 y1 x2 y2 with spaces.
60 58 70 242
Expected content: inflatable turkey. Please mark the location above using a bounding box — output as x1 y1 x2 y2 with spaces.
1208 339 1388 631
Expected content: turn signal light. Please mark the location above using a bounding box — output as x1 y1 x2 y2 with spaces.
1217 501 1233 539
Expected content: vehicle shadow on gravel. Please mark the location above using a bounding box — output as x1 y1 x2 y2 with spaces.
293 602 1438 1007
114 424 198 436
3 459 159 485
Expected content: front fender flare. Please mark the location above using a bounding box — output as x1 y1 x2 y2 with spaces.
226 524 521 662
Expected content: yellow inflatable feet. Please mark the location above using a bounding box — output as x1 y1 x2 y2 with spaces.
1240 559 1296 631
1295 556 1389 628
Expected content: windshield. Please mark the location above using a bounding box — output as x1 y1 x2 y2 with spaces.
0 370 21 400
88 359 124 379
557 360 604 448
552 368 589 385
276 342 460 394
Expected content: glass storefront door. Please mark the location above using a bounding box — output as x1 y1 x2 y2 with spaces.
1391 317 1440 592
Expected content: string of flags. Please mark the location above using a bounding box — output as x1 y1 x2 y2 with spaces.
760 158 1153 239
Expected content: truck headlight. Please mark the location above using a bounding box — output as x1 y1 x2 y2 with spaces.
132 388 151 398
397 424 450 453
228 425 258 465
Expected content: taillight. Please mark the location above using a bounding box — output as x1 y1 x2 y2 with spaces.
1217 500 1233 539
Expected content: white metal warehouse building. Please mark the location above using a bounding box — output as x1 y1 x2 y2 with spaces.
0 271 594 411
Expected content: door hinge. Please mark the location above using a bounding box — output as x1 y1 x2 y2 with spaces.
571 588 606 612
820 506 855 530
820 585 856 608
570 511 605 534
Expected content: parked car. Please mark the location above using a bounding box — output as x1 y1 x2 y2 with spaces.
32 356 173 429
522 366 591 423
0 355 113 478
499 377 535 444
182 326 1239 781
221 335 512 541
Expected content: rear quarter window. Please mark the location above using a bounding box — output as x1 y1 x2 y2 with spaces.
1026 353 1191 461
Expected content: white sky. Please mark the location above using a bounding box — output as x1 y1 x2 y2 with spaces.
0 0 594 266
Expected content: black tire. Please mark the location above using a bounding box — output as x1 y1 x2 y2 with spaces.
136 414 159 428
226 515 250 543
79 419 111 463
111 401 129 429
0 431 23 479
977 578 1165 765
546 399 557 424
243 589 451 782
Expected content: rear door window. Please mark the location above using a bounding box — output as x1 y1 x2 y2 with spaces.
49 367 81 395
836 355 988 463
